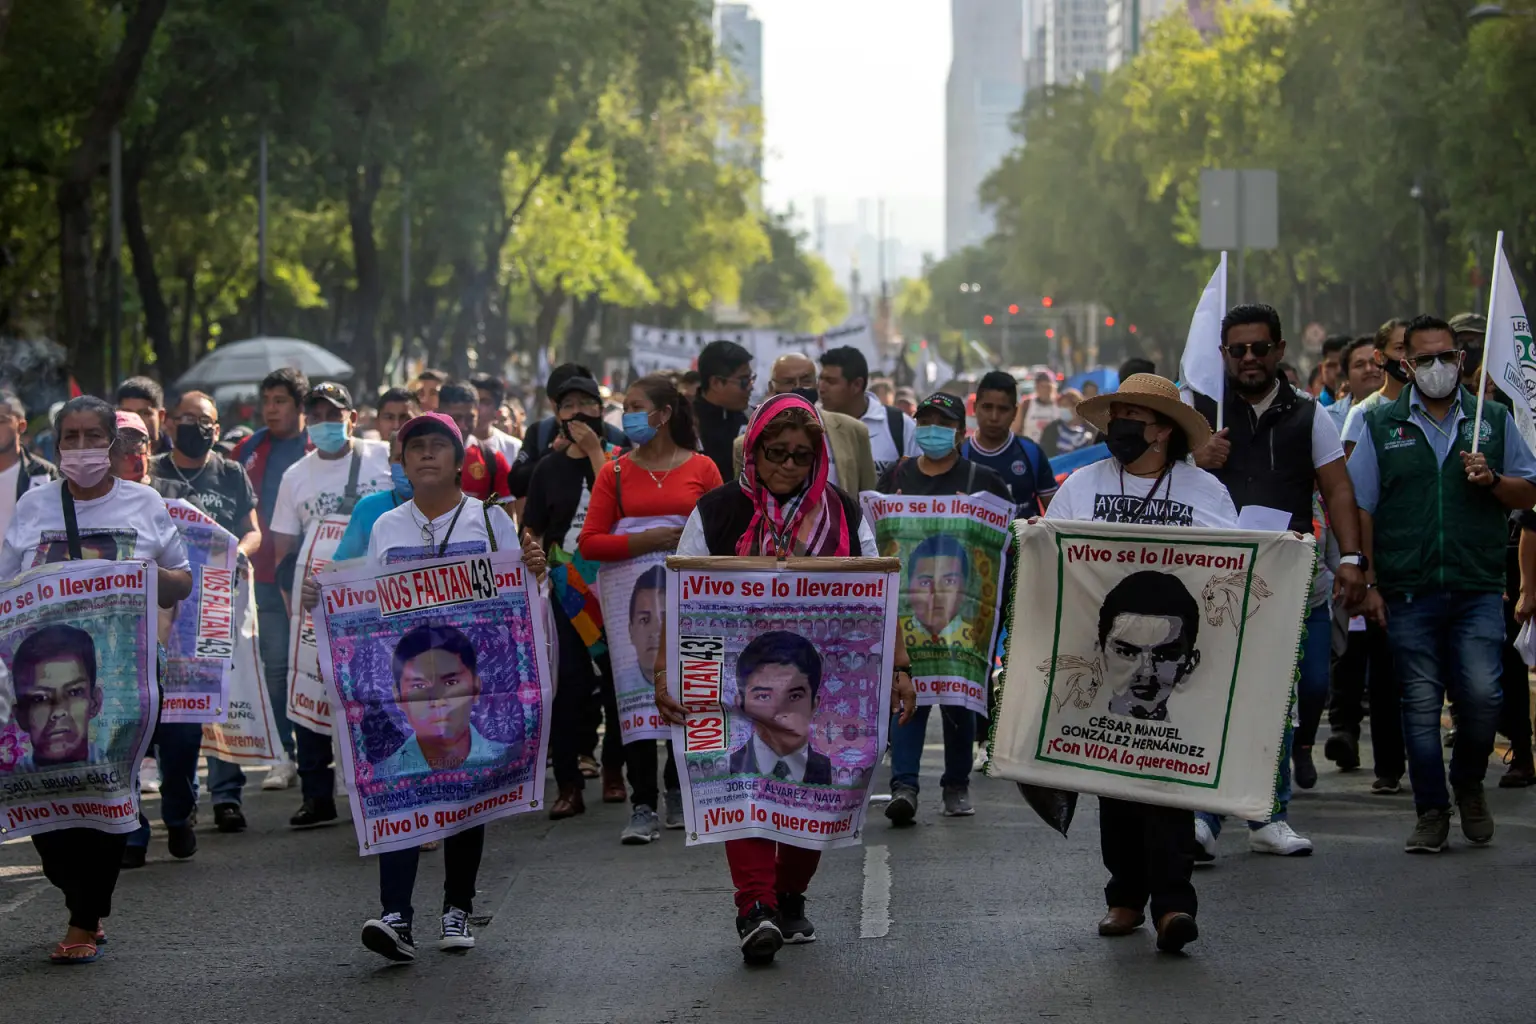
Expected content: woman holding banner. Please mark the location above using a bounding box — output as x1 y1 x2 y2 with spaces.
0 395 194 963
1044 373 1236 955
654 392 917 966
579 374 721 845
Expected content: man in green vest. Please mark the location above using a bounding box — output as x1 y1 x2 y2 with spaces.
1350 314 1536 854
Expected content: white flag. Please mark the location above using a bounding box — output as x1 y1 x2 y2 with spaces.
1180 252 1228 424
1482 232 1536 453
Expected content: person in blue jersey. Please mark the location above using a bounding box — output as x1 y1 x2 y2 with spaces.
960 371 1056 518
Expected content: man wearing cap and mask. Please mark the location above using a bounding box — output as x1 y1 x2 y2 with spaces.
507 363 629 502
1452 312 1491 396
730 353 877 493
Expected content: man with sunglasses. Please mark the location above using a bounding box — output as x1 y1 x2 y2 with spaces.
694 340 754 481
1348 314 1536 853
1191 303 1365 858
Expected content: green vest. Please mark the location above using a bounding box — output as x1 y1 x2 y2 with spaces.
1364 386 1508 596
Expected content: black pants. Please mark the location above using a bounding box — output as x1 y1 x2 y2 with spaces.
294 723 334 800
549 607 622 788
1098 797 1196 921
33 828 130 932
626 739 679 810
378 825 485 925
1327 622 1406 781
1498 588 1534 765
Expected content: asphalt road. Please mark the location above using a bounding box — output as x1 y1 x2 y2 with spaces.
3 728 1533 1024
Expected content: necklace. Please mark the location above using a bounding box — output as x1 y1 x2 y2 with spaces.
634 449 687 489
170 456 209 487
412 497 468 554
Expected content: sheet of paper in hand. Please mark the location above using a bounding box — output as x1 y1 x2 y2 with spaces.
287 514 349 736
314 551 553 855
666 556 899 852
989 520 1315 820
161 499 238 722
861 491 1013 715
0 560 158 839
201 570 281 764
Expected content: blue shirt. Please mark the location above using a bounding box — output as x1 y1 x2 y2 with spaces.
960 435 1057 517
333 488 408 561
1347 387 1536 513
373 722 509 779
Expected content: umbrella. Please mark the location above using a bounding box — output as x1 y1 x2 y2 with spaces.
174 337 354 390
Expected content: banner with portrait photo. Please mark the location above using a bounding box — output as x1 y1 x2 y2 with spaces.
314 551 553 855
666 556 899 852
200 571 281 764
161 499 238 723
989 520 1315 820
0 560 158 839
861 491 1013 715
598 515 686 744
288 514 349 736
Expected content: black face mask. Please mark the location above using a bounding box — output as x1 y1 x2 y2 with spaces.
1106 418 1153 466
789 387 819 405
1382 358 1410 384
174 422 216 460
560 412 605 439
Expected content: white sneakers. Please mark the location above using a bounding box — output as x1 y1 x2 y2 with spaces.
139 757 161 794
262 757 297 790
1249 820 1313 856
1193 817 1217 861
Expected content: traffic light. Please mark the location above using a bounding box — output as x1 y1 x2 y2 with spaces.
1045 328 1056 339
983 314 994 325
1042 296 1054 308
1104 316 1115 327
1008 303 1019 315
1128 324 1138 334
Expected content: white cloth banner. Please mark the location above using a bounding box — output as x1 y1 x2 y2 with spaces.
287 515 349 736
990 519 1314 820
201 572 282 764
1179 253 1227 421
629 318 881 382
1480 231 1536 453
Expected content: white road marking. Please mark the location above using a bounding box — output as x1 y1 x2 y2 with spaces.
0 881 47 918
860 844 891 939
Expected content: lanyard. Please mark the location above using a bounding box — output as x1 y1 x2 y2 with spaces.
1118 462 1175 525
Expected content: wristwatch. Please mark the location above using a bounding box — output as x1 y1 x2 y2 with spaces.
1339 552 1369 571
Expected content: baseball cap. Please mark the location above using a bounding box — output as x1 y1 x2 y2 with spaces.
397 412 464 458
115 410 149 436
553 376 602 402
545 363 595 401
915 392 966 423
306 382 354 410
1449 312 1487 336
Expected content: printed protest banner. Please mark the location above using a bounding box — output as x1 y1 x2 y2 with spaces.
288 514 349 736
666 556 898 852
200 571 281 764
0 560 158 839
989 520 1314 820
161 499 237 722
861 491 1013 715
598 515 687 744
314 550 553 855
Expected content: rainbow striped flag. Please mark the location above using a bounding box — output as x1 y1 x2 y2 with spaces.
549 544 607 658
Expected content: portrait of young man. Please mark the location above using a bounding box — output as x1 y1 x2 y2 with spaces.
1096 571 1203 722
727 631 832 785
373 624 509 776
8 624 104 771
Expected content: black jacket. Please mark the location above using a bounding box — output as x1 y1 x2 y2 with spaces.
14 449 58 501
693 395 748 484
1191 376 1318 534
728 739 833 784
694 480 865 557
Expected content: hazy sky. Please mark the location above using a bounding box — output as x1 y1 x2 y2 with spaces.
748 0 951 258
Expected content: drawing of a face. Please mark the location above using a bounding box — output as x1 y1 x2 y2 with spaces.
1096 571 1202 722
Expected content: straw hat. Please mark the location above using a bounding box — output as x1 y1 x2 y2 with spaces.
1075 373 1213 449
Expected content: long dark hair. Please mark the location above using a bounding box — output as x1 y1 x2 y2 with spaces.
631 373 698 450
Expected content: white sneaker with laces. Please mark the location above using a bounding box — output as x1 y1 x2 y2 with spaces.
139 757 161 794
1193 818 1217 861
262 757 297 790
1249 820 1313 856
439 906 475 951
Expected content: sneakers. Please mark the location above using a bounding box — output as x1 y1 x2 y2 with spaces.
289 797 339 829
1323 730 1360 771
664 790 686 830
439 906 475 952
1292 746 1318 790
1405 808 1451 853
1371 776 1401 795
972 746 990 773
167 822 199 859
1454 783 1495 845
361 913 417 963
213 803 246 833
776 892 816 944
941 785 974 817
120 844 147 869
884 784 917 826
735 902 783 965
620 805 661 845
261 757 297 791
139 757 161 793
1249 820 1312 856
1192 817 1217 863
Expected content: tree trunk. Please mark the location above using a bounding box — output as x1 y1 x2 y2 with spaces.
179 260 196 370
346 161 384 392
122 168 177 379
0 0 14 56
563 293 600 365
532 283 566 368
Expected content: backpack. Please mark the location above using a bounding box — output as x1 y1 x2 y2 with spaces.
884 404 907 453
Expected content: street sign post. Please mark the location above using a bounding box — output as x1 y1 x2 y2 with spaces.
1200 169 1277 305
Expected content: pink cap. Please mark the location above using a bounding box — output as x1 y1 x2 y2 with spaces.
397 411 463 454
115 410 149 436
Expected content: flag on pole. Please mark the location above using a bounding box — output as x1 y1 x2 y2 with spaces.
1478 232 1536 453
1179 252 1228 430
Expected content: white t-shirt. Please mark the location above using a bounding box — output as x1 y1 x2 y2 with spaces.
1046 458 1238 528
1021 397 1065 442
366 495 520 565
270 439 391 539
855 393 918 472
0 477 191 578
477 427 523 468
0 461 20 545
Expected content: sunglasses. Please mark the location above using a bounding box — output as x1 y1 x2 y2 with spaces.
1408 351 1461 370
1223 341 1276 359
759 445 815 467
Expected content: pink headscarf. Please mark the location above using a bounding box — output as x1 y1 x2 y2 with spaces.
735 393 850 557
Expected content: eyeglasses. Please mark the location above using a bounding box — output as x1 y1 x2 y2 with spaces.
759 445 815 467
174 414 215 428
1409 351 1461 369
728 374 756 390
1223 342 1276 359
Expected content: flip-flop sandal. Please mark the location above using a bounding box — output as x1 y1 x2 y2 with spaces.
95 928 108 945
49 942 101 965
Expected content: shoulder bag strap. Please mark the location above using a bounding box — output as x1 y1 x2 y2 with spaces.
60 485 83 561
483 502 501 552
338 448 362 514
964 460 977 494
613 457 625 519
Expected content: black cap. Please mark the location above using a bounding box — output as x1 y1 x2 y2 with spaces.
915 392 966 423
307 381 353 410
553 376 602 402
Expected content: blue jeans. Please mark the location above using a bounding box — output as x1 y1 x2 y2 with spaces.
294 723 334 801
1386 590 1504 812
208 756 246 806
890 704 974 792
128 722 204 848
256 582 296 758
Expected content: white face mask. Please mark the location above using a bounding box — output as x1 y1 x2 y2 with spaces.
1412 357 1461 400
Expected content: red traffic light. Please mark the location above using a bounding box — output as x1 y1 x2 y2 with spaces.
1008 304 1019 315
1045 328 1056 339
1128 324 1138 334
1042 296 1054 308
983 314 994 325
1104 316 1116 327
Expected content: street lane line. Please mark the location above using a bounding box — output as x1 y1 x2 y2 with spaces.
860 844 890 939
0 881 47 918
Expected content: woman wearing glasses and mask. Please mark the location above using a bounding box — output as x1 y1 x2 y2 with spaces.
578 374 723 844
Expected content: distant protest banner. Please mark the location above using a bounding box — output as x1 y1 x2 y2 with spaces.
161 499 237 723
288 515 349 736
666 556 898 852
315 551 553 855
862 491 1013 715
201 571 281 765
989 520 1314 820
0 560 158 839
629 318 879 386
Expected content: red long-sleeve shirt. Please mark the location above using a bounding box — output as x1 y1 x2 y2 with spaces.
578 452 722 562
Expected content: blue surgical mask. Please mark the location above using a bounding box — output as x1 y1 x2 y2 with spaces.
915 424 958 458
307 421 348 454
622 411 658 445
389 462 413 497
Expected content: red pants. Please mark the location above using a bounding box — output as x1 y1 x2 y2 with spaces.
724 838 821 914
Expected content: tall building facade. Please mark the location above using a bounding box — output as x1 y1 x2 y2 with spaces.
1043 0 1108 85
716 4 764 184
945 0 1027 255
1105 1 1275 70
